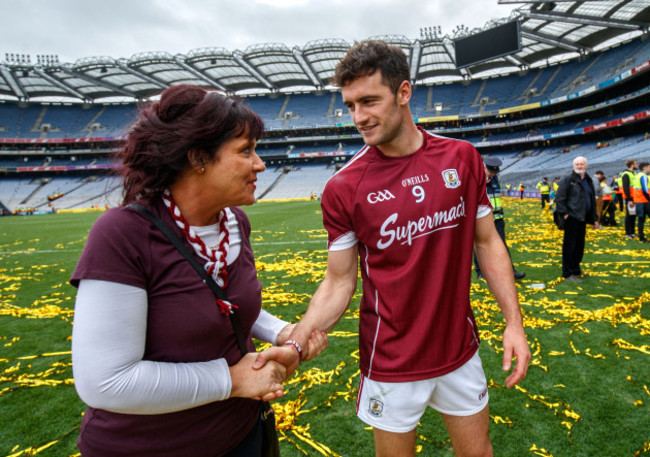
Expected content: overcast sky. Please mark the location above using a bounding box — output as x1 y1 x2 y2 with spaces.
2 0 517 64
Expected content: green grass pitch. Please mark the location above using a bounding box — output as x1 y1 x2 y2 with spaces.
0 198 648 456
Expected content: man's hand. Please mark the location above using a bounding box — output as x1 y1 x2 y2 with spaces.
253 345 300 376
275 325 329 361
502 324 530 388
253 329 329 376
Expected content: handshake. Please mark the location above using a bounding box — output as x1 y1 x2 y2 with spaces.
228 324 328 402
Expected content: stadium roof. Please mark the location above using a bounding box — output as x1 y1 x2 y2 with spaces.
1 0 648 102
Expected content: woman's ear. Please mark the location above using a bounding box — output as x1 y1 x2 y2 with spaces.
187 148 207 173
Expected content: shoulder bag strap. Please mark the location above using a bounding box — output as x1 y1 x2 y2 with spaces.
129 203 248 356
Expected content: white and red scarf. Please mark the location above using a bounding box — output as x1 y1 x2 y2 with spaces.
162 189 235 314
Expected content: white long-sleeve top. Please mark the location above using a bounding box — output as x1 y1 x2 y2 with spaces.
72 216 288 415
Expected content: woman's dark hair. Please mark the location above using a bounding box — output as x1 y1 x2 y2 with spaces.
332 40 410 94
117 84 264 204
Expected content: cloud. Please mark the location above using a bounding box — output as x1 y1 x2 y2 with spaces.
0 0 513 63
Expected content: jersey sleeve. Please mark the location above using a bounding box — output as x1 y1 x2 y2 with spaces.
70 208 148 289
321 174 358 251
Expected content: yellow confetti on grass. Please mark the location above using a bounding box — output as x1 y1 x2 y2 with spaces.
634 442 650 457
611 339 650 355
2 199 649 456
530 444 554 456
0 303 74 319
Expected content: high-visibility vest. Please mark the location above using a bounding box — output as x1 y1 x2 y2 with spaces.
632 171 649 203
552 182 559 191
621 170 636 200
537 182 550 194
601 181 613 201
487 176 504 220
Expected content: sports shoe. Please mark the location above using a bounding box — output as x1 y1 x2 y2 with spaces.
514 270 526 280
565 275 582 283
580 272 590 278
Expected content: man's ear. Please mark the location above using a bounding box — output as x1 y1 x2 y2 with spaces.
397 80 412 106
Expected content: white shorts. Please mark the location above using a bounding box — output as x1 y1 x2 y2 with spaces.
356 351 489 433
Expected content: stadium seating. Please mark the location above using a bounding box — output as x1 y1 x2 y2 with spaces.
1 36 650 212
257 163 334 200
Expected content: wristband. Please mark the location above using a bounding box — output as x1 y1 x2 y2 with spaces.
284 339 303 362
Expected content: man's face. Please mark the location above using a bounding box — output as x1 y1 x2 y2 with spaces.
632 161 639 170
643 165 650 174
573 158 588 176
341 71 408 148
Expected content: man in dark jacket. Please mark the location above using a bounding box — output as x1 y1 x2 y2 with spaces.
554 156 599 283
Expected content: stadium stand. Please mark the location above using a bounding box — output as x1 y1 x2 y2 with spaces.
261 163 334 200
2 4 650 212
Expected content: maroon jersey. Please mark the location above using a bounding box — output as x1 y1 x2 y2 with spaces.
322 128 491 382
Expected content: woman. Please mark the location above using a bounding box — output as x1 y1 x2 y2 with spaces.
70 84 326 456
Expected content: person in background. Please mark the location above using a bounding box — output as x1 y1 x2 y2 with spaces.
259 39 530 457
549 177 561 210
70 84 326 457
632 162 650 242
612 174 623 211
519 181 525 199
536 177 550 209
621 159 639 239
474 157 525 280
600 172 616 227
594 170 605 227
555 156 598 283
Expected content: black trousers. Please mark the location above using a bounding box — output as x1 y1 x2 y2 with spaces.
625 200 636 236
615 193 624 211
541 194 550 208
637 202 650 241
562 216 586 277
601 200 617 226
474 218 514 275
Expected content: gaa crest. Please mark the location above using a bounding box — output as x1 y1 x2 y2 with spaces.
442 169 461 188
369 398 384 417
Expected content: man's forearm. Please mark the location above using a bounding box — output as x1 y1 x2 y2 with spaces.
288 274 356 348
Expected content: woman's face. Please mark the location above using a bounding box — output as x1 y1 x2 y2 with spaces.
203 133 266 209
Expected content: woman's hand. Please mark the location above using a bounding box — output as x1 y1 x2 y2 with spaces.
229 353 286 402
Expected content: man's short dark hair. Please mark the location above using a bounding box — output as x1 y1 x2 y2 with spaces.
595 170 604 176
332 40 410 94
626 158 637 168
640 162 650 170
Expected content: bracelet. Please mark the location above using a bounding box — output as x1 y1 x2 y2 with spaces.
284 339 303 363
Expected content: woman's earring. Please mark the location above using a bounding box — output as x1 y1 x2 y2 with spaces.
200 167 205 173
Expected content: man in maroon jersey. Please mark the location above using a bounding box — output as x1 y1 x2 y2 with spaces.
258 40 530 457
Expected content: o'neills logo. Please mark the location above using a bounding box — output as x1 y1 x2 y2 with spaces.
401 174 429 187
377 197 466 249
